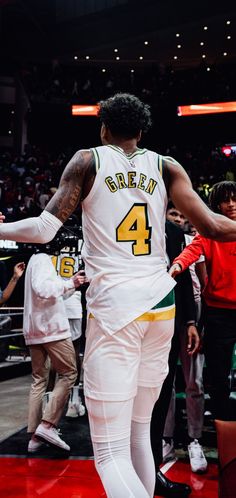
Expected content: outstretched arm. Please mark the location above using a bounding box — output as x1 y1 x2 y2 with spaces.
169 235 205 278
0 150 96 243
164 157 236 241
0 262 25 304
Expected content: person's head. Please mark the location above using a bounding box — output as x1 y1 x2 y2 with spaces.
208 181 236 220
98 93 152 144
166 200 187 229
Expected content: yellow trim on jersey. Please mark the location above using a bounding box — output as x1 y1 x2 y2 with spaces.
158 155 163 177
89 304 175 322
135 305 175 321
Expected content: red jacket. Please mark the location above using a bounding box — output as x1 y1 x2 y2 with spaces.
173 234 236 309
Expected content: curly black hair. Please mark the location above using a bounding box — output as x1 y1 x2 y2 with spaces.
208 180 236 213
98 93 152 139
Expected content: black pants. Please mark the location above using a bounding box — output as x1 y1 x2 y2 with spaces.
204 306 236 421
150 328 180 469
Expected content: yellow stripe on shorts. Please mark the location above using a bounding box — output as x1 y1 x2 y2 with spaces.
89 305 175 322
89 290 175 322
135 305 175 321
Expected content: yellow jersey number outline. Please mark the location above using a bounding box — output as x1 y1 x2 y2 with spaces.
51 255 76 278
116 203 152 256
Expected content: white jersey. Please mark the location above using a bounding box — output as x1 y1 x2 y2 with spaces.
52 250 83 319
23 253 74 345
81 145 175 334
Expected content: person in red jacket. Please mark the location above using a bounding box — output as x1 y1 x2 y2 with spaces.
169 181 236 421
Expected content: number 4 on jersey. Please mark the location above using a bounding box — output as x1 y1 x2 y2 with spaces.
116 203 152 256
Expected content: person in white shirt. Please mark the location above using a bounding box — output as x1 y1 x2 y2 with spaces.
51 248 86 418
24 251 86 453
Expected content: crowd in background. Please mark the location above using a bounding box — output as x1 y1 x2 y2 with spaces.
21 60 236 107
0 143 235 223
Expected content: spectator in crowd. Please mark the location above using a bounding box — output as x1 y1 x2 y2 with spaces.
64 279 86 418
169 180 236 422
45 246 86 419
151 217 199 497
0 262 25 306
24 251 86 453
163 202 207 474
0 261 25 362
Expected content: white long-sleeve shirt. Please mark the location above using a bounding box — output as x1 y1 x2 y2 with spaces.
23 253 76 345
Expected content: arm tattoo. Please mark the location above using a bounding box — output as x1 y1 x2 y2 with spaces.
45 150 96 223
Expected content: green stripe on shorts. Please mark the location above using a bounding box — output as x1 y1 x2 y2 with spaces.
151 289 175 309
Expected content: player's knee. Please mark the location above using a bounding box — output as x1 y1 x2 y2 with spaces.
132 386 160 422
86 397 124 424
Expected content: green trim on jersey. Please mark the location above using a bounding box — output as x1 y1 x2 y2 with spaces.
91 148 100 172
135 289 175 321
107 144 147 159
152 289 175 309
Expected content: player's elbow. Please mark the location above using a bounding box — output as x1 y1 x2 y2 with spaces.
199 219 223 240
36 211 62 244
36 232 55 244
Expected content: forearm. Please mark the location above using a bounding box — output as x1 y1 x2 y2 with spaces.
173 236 203 271
0 211 62 243
32 276 75 300
1 275 19 303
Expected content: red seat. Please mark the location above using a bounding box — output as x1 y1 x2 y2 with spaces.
215 419 236 498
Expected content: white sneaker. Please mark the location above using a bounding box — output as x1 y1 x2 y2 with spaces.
28 437 44 453
77 397 86 416
35 423 70 451
188 439 208 473
66 398 86 418
66 403 78 418
162 439 176 463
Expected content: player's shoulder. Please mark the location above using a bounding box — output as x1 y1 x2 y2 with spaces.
162 155 181 168
67 148 96 174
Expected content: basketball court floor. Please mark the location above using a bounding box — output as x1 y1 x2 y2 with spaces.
0 362 219 498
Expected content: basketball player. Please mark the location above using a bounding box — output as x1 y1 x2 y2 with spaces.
1 93 236 498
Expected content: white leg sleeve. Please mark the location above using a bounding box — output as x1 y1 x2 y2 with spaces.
86 397 151 498
93 438 150 498
131 386 160 497
131 421 155 497
0 210 62 243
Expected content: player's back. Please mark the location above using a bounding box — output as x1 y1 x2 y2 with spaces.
81 145 175 334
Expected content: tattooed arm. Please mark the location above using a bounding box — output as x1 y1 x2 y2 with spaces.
0 150 96 242
45 149 96 222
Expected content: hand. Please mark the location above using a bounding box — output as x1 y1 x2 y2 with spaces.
168 263 182 278
186 325 200 355
72 269 88 288
0 212 5 223
13 262 25 279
